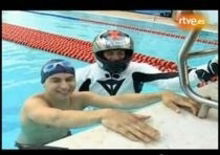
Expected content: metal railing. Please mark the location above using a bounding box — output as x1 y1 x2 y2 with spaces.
177 29 218 118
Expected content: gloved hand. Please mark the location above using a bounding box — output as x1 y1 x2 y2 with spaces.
195 60 218 82
207 60 218 76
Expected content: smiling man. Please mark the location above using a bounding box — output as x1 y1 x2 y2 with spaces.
15 59 200 149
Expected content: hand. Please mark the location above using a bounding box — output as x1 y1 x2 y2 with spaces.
101 109 160 143
195 60 218 82
162 92 201 115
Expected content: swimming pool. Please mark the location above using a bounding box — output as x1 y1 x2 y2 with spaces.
2 11 218 149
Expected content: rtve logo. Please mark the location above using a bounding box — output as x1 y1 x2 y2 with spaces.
175 12 208 31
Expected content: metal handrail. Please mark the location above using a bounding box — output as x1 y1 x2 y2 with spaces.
177 29 218 110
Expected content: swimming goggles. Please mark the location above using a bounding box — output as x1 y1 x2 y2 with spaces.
43 61 73 73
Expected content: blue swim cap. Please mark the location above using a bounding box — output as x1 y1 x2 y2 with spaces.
41 59 75 84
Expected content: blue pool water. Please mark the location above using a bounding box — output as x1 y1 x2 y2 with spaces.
2 11 218 149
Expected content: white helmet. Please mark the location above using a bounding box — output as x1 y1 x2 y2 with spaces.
92 30 134 73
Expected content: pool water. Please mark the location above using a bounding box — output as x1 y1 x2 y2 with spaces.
2 11 218 149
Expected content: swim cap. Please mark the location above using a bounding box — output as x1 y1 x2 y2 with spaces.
41 59 75 84
92 30 134 73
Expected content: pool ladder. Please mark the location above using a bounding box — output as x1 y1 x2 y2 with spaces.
177 29 218 118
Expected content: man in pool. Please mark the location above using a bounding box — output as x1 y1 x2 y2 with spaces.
76 30 218 95
16 59 200 149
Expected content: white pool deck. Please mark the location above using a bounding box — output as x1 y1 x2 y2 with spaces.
46 101 218 149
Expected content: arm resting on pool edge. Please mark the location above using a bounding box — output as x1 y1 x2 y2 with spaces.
79 91 200 115
24 96 154 129
23 98 161 142
24 98 108 129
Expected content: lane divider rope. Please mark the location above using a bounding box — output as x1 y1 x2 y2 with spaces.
3 23 183 72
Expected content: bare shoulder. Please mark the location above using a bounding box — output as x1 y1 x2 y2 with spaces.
20 94 50 123
23 94 49 111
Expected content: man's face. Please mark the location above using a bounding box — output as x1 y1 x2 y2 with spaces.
103 50 126 62
44 73 75 100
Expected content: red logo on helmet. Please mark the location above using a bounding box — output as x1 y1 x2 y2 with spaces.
108 31 121 40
